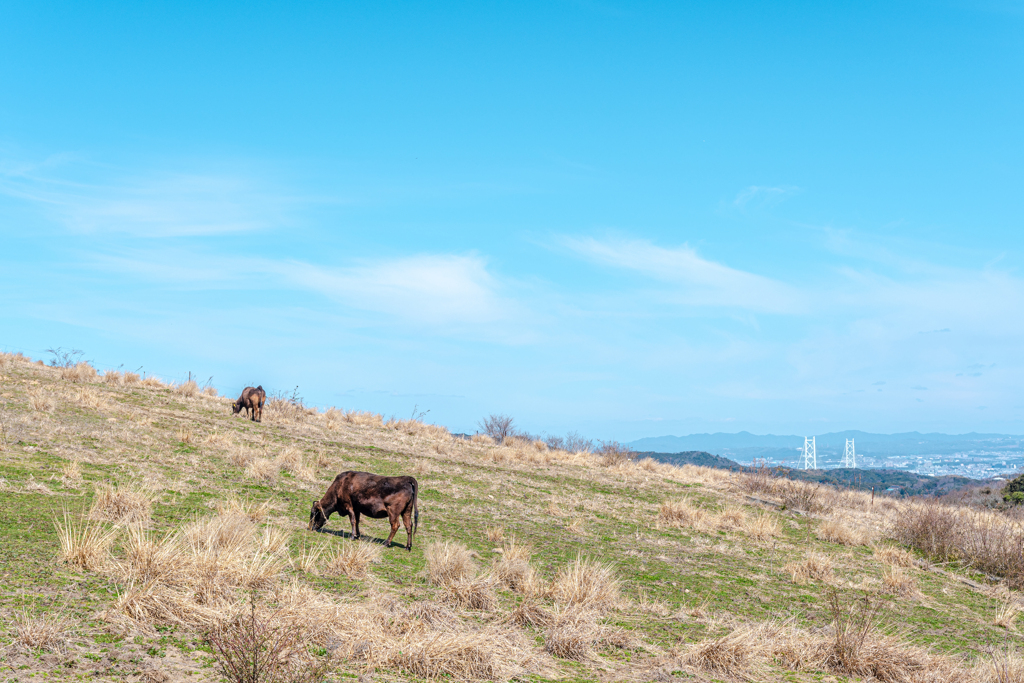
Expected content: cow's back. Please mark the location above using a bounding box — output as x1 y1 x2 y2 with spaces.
335 471 416 505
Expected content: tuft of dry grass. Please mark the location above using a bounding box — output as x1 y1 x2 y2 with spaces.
244 457 279 483
215 496 270 522
996 601 1022 630
544 608 599 661
275 446 313 481
441 574 499 611
486 526 504 543
175 380 200 398
743 511 781 541
426 541 476 587
14 611 69 653
177 426 195 445
60 459 83 487
549 556 621 612
141 376 164 388
61 361 98 383
202 385 218 397
292 542 328 574
785 552 835 585
659 498 714 532
471 433 495 445
27 389 55 412
54 509 117 570
324 539 383 578
122 371 140 385
495 538 543 596
881 565 918 597
990 647 1024 682
509 600 553 628
873 544 915 568
342 409 383 426
103 370 123 385
90 483 153 523
683 624 761 678
818 517 873 546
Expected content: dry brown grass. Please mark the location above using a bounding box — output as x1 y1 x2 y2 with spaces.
292 541 327 574
996 601 1022 630
874 544 915 568
342 409 383 426
426 541 476 587
122 371 140 385
215 496 271 522
495 538 543 596
60 459 82 487
61 361 97 383
54 510 116 571
177 426 195 445
549 556 620 612
683 624 761 678
785 552 835 584
818 517 873 546
141 375 164 388
881 565 918 597
244 457 279 483
275 446 313 481
103 370 123 385
990 648 1024 682
509 600 554 628
486 526 504 543
659 498 713 531
441 574 499 611
323 539 383 578
743 511 781 540
202 385 218 397
13 611 69 653
176 379 200 397
27 388 55 412
90 482 153 523
471 433 495 445
544 608 600 661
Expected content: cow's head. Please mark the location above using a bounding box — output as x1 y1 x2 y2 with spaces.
231 401 242 415
309 500 328 531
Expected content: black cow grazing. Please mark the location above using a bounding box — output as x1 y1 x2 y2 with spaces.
232 385 266 422
309 471 419 550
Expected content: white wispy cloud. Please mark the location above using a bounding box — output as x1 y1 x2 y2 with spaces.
560 236 805 313
733 185 801 208
0 158 295 237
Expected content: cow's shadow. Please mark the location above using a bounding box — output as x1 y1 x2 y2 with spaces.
315 527 393 546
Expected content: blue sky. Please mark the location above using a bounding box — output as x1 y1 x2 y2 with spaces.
2 1 1024 439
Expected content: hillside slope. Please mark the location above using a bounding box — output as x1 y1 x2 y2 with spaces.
0 352 1021 682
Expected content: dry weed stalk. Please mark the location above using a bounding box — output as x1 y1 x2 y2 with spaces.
90 482 153 523
659 498 714 532
177 426 195 445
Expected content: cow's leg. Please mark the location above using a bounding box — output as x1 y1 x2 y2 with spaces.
351 510 361 540
384 511 401 548
401 508 414 550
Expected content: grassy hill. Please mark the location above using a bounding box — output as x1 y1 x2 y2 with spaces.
1 351 1023 682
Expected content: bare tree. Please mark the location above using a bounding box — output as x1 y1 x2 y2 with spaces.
596 440 636 466
45 347 83 368
478 414 515 444
563 431 594 454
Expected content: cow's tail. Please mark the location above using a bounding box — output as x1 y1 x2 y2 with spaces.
411 480 419 551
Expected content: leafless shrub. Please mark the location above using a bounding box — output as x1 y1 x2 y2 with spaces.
777 479 832 514
990 647 1024 682
740 459 777 495
563 431 594 454
46 347 83 368
14 611 69 653
597 440 636 466
206 596 333 683
90 482 153 523
479 414 515 444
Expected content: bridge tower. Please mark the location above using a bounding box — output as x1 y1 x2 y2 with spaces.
802 436 817 470
841 438 856 468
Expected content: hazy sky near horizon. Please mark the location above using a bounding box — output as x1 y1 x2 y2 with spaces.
2 1 1024 439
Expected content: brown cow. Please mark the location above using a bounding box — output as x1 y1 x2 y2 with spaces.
309 471 419 550
232 385 266 422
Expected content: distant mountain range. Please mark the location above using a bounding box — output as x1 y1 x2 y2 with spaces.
628 430 1024 465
